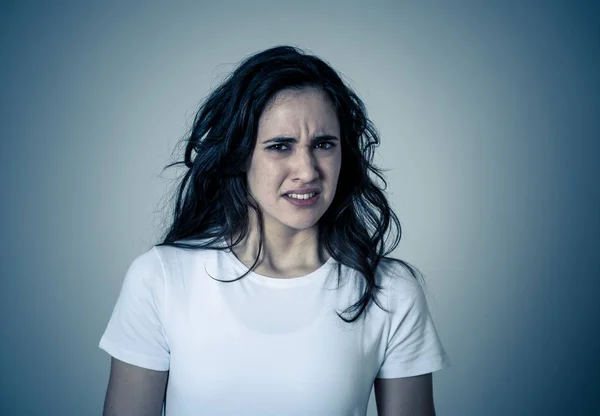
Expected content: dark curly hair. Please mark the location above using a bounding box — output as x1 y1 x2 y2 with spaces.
156 45 421 323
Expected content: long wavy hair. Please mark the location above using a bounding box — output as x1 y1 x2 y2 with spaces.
156 45 422 323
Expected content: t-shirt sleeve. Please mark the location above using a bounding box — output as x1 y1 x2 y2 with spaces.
99 247 170 371
376 268 451 379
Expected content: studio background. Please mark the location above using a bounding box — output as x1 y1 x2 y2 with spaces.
1 1 598 415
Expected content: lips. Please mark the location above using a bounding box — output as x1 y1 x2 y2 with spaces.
283 192 319 206
282 188 321 196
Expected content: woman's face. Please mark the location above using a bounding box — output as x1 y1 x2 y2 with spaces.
246 87 342 235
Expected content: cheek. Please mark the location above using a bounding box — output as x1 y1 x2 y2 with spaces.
248 162 282 196
335 153 342 176
325 154 342 181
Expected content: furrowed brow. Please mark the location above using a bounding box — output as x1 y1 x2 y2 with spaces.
262 136 296 144
313 135 339 142
262 135 339 144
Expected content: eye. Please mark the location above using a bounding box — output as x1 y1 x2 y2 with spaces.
315 141 336 150
266 144 290 152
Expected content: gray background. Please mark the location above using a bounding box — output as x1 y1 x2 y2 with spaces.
1 1 599 415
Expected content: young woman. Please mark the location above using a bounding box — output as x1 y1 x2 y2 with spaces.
99 45 450 415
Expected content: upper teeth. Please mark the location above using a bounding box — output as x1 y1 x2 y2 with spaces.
287 192 316 199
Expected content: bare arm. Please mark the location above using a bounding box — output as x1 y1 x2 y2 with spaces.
374 373 435 416
103 358 169 416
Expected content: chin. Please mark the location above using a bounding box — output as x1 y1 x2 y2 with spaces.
264 203 329 231
277 215 321 231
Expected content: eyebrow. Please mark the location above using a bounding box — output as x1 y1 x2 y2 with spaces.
262 135 339 144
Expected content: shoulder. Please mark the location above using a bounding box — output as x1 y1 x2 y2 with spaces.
121 241 215 291
150 240 234 293
376 258 423 297
371 258 437 324
121 247 164 285
152 239 220 273
332 257 425 317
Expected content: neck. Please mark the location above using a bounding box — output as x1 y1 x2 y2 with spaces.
229 214 329 278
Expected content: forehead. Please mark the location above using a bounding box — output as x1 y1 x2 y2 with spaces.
257 88 340 135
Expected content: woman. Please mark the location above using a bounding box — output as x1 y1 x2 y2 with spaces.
99 45 450 415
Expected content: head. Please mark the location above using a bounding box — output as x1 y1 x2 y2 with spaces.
167 45 379 244
246 86 341 234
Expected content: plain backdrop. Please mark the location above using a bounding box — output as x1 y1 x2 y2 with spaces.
1 1 599 415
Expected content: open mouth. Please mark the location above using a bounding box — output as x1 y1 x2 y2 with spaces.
284 192 317 200
283 192 320 206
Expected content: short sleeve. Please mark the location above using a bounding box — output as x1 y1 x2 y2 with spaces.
99 247 170 371
376 272 451 379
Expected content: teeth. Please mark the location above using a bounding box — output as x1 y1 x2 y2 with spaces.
287 192 316 200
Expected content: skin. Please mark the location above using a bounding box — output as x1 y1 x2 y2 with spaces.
103 86 437 415
103 358 167 416
231 87 342 278
374 373 436 416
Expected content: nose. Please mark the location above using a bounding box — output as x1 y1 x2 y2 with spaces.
291 148 319 183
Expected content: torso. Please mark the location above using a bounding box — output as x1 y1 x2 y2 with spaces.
157 243 391 416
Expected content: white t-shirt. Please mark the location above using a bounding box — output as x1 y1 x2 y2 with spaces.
99 240 450 415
